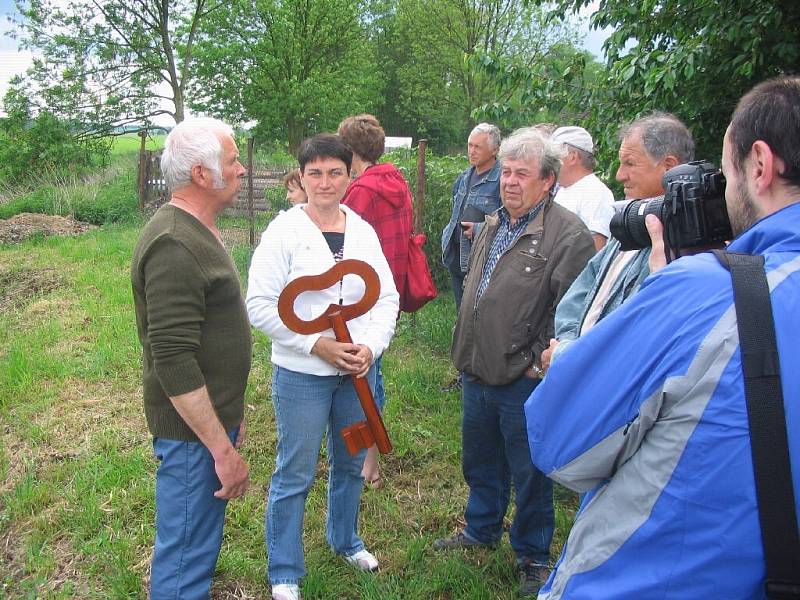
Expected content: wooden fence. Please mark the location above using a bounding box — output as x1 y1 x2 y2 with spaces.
137 150 289 217
137 132 429 251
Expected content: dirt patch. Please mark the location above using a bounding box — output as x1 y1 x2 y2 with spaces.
0 213 97 245
0 266 63 313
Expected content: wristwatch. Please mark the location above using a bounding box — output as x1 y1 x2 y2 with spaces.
527 364 544 379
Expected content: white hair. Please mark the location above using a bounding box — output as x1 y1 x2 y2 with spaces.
499 127 562 180
470 122 502 149
161 117 235 191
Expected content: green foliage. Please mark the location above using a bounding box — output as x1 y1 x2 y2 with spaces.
388 0 584 151
10 0 216 134
0 168 140 226
190 0 383 152
546 0 800 165
0 89 108 185
470 45 602 131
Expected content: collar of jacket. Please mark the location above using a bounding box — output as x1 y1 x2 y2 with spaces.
485 194 552 236
465 159 502 184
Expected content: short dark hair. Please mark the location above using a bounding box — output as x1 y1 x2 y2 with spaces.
619 112 695 163
297 134 353 173
337 114 385 163
729 76 800 188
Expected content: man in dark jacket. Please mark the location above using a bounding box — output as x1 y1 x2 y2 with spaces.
433 127 595 597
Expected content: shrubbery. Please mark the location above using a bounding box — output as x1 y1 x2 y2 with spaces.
0 90 109 186
0 169 140 225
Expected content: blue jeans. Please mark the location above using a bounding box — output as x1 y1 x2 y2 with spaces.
448 262 466 311
267 365 376 585
374 355 385 411
461 375 553 564
150 427 239 600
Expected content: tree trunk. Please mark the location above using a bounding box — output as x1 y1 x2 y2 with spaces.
287 117 305 155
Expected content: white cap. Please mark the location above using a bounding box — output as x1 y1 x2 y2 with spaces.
552 126 594 155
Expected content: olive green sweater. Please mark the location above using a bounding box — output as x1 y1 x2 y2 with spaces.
131 204 252 441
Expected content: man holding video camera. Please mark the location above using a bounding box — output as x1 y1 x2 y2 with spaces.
541 113 694 370
525 77 800 599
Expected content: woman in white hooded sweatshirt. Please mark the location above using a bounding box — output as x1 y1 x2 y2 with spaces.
246 134 399 600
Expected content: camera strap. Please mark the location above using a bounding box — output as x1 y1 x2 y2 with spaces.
713 250 800 600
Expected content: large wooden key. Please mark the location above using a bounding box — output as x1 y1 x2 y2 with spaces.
277 259 392 456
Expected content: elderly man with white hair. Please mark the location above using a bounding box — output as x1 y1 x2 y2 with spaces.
131 117 250 599
551 126 615 251
433 128 595 598
441 122 503 311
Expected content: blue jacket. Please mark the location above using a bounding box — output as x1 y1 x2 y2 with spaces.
441 161 502 273
525 202 800 599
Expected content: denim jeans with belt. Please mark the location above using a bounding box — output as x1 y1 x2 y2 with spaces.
150 427 239 600
461 374 553 564
267 364 376 585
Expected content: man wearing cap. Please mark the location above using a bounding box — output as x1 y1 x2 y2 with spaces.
541 113 694 372
552 126 615 251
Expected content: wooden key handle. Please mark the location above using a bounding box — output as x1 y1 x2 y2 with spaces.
277 259 392 456
278 259 380 335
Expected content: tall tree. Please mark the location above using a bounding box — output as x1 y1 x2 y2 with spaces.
190 0 382 152
10 0 219 134
547 0 800 161
393 0 581 150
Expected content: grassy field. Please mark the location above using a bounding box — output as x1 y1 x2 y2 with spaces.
0 218 578 599
110 133 166 155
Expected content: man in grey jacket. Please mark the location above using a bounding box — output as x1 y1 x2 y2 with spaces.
542 112 694 370
433 128 595 598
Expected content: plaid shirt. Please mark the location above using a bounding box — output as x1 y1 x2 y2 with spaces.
476 201 545 301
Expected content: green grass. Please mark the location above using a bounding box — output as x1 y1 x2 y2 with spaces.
0 220 579 599
0 160 141 225
110 133 165 156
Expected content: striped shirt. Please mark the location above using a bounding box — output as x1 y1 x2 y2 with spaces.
476 201 545 301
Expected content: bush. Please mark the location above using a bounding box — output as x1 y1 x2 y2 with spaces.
0 110 107 186
72 171 140 225
0 167 140 226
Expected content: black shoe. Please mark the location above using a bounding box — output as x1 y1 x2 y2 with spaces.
432 531 495 551
440 376 462 393
519 560 550 597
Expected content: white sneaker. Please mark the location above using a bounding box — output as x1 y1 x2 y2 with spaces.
344 548 379 572
272 583 301 600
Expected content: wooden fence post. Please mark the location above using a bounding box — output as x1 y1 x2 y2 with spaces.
414 139 427 234
137 129 148 212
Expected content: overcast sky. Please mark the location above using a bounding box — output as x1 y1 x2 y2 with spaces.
0 1 611 122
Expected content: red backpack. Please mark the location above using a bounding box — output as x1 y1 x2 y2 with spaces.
400 232 437 313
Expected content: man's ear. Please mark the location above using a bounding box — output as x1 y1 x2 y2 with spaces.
662 154 680 171
749 140 780 195
190 163 210 188
544 171 556 192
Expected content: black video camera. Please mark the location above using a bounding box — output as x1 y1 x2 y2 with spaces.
609 161 732 260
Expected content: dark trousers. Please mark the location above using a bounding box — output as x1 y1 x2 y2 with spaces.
461 375 554 563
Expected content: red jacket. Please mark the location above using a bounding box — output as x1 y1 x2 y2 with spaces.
343 163 413 302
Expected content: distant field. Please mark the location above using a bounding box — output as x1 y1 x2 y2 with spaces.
110 133 165 155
